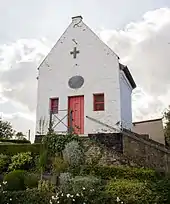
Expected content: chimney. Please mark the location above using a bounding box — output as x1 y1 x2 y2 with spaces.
72 16 83 23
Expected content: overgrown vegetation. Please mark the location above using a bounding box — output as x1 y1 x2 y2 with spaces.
0 130 170 203
165 107 170 147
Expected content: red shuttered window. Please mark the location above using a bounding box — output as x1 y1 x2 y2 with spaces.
50 98 59 114
93 93 104 111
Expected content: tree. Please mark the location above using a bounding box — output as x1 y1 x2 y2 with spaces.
15 132 27 140
0 119 14 139
164 107 170 147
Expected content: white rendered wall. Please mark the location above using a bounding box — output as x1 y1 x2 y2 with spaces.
119 70 133 130
36 18 122 135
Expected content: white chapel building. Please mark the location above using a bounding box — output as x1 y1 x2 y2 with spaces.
36 16 136 136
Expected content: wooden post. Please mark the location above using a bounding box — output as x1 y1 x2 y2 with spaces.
68 110 73 134
49 110 53 134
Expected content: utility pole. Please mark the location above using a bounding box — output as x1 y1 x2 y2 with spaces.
28 129 31 141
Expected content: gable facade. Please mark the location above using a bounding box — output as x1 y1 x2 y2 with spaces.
36 16 136 135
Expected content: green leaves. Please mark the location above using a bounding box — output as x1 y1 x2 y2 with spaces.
0 189 52 204
0 119 14 139
4 170 26 191
43 133 81 155
106 179 152 204
63 141 84 168
8 152 33 171
0 143 41 155
52 156 68 174
0 154 11 173
81 165 158 181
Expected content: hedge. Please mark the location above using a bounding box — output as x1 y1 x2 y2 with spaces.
0 139 30 144
82 165 160 181
4 170 26 191
0 189 52 204
106 179 154 204
0 143 42 155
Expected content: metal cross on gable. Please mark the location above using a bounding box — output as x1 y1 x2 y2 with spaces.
70 47 80 59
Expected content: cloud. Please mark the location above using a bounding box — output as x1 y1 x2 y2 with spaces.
100 7 170 120
0 38 52 111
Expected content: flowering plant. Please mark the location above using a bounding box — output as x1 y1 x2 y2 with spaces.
0 181 13 203
50 187 96 204
0 181 7 192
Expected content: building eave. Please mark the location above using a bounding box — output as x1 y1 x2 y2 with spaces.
133 117 163 125
119 63 136 89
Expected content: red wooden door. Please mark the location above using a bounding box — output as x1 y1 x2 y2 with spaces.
68 96 84 134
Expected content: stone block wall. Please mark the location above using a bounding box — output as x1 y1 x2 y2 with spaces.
87 131 170 173
88 133 123 153
82 136 139 167
123 132 170 173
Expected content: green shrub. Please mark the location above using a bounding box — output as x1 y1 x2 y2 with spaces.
148 177 170 203
24 173 39 189
37 149 48 175
4 170 26 191
71 175 102 193
82 165 158 181
43 133 81 154
106 179 153 204
51 176 107 204
63 141 85 169
0 154 11 173
52 156 68 174
0 189 52 204
0 174 3 182
59 172 73 192
38 180 55 193
0 143 41 155
8 152 33 171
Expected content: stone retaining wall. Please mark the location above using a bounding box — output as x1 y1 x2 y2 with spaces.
87 131 170 173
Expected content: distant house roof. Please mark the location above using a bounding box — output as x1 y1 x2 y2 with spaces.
133 118 163 125
119 63 136 89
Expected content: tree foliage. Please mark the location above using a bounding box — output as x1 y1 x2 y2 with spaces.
164 107 170 146
15 132 27 140
0 119 14 139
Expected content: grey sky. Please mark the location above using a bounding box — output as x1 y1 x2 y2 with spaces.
0 0 170 140
0 0 169 42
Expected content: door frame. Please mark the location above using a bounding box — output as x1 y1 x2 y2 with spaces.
67 95 84 134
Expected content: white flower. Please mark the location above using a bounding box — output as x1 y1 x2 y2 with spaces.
3 181 7 185
116 197 121 202
57 201 59 203
67 194 70 198
61 193 63 196
76 193 80 196
10 198 12 201
82 187 85 190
